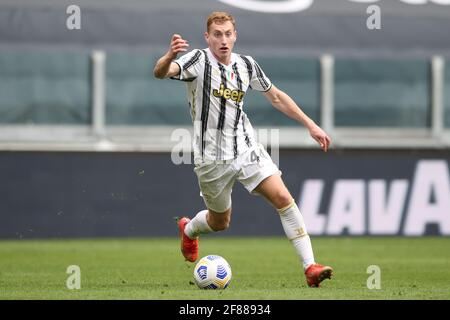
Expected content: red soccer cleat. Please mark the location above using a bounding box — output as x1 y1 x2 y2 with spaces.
177 217 199 262
305 263 333 288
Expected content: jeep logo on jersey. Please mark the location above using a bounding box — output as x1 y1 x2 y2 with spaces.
213 84 245 103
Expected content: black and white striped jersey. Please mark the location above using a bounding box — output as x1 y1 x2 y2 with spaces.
172 48 272 164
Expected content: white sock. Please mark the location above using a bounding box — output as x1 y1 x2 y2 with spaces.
277 200 315 271
184 209 214 239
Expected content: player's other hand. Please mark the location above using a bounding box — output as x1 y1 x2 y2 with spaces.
169 34 189 59
309 124 331 152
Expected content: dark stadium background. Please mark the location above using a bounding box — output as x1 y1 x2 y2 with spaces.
0 0 449 238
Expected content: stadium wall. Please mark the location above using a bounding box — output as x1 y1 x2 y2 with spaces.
1 0 450 240
0 149 449 239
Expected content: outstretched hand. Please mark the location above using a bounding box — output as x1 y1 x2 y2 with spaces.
309 124 331 152
169 34 189 58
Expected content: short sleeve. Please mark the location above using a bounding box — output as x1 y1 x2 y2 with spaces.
248 57 272 92
171 49 204 82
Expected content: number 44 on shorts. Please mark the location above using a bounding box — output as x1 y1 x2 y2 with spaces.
250 150 260 163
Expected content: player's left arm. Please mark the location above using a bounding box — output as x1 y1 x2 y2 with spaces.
263 85 331 152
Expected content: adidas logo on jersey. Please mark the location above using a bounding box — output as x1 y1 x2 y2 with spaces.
213 84 245 103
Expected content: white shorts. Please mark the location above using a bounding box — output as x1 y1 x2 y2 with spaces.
194 144 281 213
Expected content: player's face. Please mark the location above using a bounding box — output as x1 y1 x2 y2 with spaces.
205 21 237 65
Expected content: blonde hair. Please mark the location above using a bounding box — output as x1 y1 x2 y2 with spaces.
206 12 236 32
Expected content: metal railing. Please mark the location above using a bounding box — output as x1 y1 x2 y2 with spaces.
0 51 448 152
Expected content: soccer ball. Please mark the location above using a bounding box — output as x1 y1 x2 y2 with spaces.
193 255 232 289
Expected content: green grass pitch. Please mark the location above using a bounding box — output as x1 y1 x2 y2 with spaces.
0 237 449 299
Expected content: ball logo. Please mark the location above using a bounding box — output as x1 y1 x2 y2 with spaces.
194 255 232 289
197 265 208 280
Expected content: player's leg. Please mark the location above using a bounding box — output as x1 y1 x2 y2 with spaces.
238 147 316 269
184 206 231 237
178 163 235 262
252 173 292 208
178 206 231 262
206 207 232 231
253 174 333 287
238 145 332 287
253 174 315 268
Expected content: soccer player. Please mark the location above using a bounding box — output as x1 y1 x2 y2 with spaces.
154 12 332 287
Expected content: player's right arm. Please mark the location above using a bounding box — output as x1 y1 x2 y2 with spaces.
153 34 189 79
